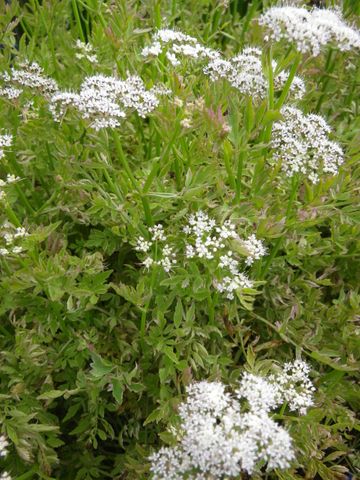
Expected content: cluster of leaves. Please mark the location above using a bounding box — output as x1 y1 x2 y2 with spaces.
0 0 359 479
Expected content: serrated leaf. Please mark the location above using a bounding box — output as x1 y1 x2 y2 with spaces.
174 298 183 328
163 346 179 364
37 390 65 400
111 378 124 404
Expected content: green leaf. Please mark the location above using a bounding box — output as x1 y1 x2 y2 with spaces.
111 378 124 404
163 346 179 365
144 407 163 425
37 390 65 400
90 353 113 378
173 298 184 328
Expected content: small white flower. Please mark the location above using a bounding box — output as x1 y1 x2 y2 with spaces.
75 40 98 64
0 472 12 480
269 359 315 414
135 236 152 253
0 86 22 99
166 51 181 66
14 227 28 238
180 118 192 129
49 74 168 130
159 243 177 272
2 61 58 98
271 106 344 183
3 232 14 245
150 362 314 479
6 174 20 183
259 6 360 56
242 234 267 266
204 48 305 100
0 434 9 457
149 224 167 241
143 256 154 269
0 132 13 160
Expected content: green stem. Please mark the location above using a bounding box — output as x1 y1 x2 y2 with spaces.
252 48 276 196
279 401 288 416
275 53 301 110
140 264 158 339
207 292 215 324
173 155 182 191
102 168 124 202
315 48 336 112
224 153 236 191
267 47 275 110
143 123 181 193
260 175 299 278
113 132 153 225
1 258 11 275
71 0 86 42
235 150 245 202
5 203 21 228
15 185 35 215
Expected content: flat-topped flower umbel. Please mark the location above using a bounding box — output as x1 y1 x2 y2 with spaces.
150 360 315 479
259 7 360 56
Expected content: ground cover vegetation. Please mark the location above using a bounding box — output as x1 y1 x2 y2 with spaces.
0 0 359 478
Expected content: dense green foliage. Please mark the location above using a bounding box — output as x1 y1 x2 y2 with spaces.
0 0 359 479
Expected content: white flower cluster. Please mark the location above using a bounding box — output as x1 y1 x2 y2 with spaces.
150 360 314 479
142 31 305 100
135 224 177 273
0 434 9 457
141 29 220 66
0 174 20 202
184 211 266 299
271 106 344 183
135 212 266 300
49 74 169 130
259 7 360 56
204 47 305 100
0 61 58 99
269 359 315 415
0 473 12 480
0 432 11 480
183 211 236 259
242 234 268 266
0 223 29 257
0 133 12 160
75 40 98 64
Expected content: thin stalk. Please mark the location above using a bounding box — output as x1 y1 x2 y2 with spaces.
173 155 182 191
224 152 236 191
275 52 301 110
267 47 275 110
140 253 158 339
315 48 336 112
207 292 215 325
252 48 275 195
71 0 86 42
102 168 124 202
279 401 288 416
113 132 153 225
113 132 138 190
5 204 21 228
260 175 299 278
143 123 181 193
235 150 245 202
0 259 11 276
78 0 107 31
14 185 35 215
154 0 161 29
